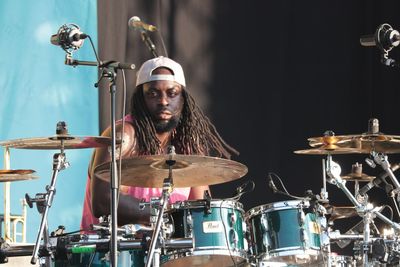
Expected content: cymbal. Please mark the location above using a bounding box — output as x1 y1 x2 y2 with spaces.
341 172 375 181
326 205 357 222
0 135 113 150
94 154 248 188
294 146 362 155
0 170 38 182
309 134 400 154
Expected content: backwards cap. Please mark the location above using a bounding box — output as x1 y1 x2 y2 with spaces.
136 56 186 87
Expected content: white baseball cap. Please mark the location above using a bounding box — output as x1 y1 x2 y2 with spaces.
136 56 186 87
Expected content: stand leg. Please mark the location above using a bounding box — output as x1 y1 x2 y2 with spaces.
30 153 66 265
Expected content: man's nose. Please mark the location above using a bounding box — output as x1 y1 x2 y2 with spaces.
158 94 169 106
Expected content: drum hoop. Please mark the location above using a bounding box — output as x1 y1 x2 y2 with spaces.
245 200 309 219
171 199 244 212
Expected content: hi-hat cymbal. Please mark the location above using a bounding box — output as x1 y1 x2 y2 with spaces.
0 170 38 182
94 154 248 188
0 135 114 150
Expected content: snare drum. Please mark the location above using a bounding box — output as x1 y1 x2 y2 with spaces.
162 199 248 267
246 200 322 265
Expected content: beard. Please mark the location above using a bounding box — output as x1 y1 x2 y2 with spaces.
153 115 180 133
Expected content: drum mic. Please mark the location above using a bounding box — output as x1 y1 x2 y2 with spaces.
360 23 400 51
50 23 88 51
358 163 400 196
128 16 157 32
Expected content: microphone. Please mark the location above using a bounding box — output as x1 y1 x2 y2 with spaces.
358 163 400 196
360 23 400 50
50 23 88 51
128 16 157 32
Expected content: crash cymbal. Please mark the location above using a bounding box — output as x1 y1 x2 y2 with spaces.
94 154 248 188
0 170 38 182
294 146 362 155
0 135 114 150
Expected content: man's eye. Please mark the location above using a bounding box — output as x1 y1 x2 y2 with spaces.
147 91 158 97
168 90 179 97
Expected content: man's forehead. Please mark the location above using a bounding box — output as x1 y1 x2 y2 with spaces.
143 80 182 90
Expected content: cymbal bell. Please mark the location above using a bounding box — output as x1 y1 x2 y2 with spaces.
94 154 248 188
0 170 38 182
0 135 114 150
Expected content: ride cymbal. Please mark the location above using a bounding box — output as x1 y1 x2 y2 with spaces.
0 170 38 182
94 154 248 188
0 135 114 150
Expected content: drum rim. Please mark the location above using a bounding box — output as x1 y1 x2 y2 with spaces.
171 199 244 211
245 200 309 219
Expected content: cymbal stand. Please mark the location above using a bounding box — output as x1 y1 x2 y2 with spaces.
325 154 400 266
145 149 176 267
29 139 69 265
370 151 400 200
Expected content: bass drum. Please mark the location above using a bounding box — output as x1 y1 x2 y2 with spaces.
162 199 248 267
246 200 322 266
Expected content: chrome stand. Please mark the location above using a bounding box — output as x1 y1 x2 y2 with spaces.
145 147 176 267
325 154 400 266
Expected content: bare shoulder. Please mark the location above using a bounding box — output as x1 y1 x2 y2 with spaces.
91 122 136 175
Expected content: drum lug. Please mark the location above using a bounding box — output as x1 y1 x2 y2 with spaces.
186 212 193 237
300 228 308 243
229 212 237 227
229 229 238 247
261 214 269 231
298 210 306 226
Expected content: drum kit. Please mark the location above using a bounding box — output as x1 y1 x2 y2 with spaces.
1 118 400 267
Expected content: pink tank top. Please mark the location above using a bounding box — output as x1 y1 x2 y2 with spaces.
80 115 191 231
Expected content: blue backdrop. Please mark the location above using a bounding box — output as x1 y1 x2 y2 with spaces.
0 1 98 242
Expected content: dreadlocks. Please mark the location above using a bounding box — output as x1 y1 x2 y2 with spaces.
131 85 239 159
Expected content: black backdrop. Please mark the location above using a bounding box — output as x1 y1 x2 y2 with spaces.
97 0 400 255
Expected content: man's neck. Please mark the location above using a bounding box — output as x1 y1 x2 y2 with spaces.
156 131 172 148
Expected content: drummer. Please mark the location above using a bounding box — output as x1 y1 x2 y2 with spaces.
80 56 238 230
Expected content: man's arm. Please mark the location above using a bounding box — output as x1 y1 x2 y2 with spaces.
188 185 210 200
90 123 151 225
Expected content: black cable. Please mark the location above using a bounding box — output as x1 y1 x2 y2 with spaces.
86 35 100 64
268 172 308 200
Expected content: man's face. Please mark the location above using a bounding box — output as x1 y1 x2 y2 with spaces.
142 68 184 133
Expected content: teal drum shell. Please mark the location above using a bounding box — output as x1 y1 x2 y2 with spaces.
246 200 322 265
161 199 248 267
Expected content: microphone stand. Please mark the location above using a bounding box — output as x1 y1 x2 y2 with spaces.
325 154 400 267
65 54 135 267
